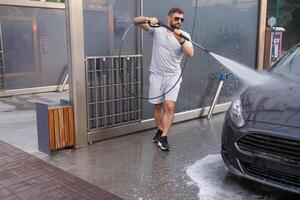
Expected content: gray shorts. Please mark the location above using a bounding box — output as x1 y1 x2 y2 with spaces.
148 73 182 104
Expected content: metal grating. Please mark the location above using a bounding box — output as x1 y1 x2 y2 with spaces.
0 21 5 91
86 55 143 130
241 160 300 189
237 133 300 164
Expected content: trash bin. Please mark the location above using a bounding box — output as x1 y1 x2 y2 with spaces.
36 101 75 154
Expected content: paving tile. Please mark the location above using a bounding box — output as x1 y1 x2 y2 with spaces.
55 172 81 183
59 185 77 195
38 166 59 177
16 187 44 200
30 193 56 200
2 161 24 170
27 175 52 185
47 188 68 199
38 181 64 192
80 188 102 199
0 171 14 180
0 188 13 199
50 175 73 185
26 161 48 170
8 181 31 193
68 180 91 191
0 176 24 187
63 193 88 200
3 156 16 164
2 194 23 200
0 140 122 200
75 196 90 200
10 165 34 176
16 171 41 181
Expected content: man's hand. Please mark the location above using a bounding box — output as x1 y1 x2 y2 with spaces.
174 29 185 44
134 16 159 31
149 17 159 26
173 29 194 58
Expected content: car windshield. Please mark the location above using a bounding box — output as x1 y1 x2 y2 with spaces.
272 46 300 81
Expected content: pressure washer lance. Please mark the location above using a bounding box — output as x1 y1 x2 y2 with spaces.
118 19 211 100
157 22 210 54
120 19 231 100
134 19 210 54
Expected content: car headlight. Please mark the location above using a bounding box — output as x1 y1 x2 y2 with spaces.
230 99 245 128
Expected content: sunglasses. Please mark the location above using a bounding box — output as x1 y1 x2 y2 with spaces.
173 17 184 22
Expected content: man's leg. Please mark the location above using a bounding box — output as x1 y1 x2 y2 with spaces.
162 100 175 136
154 103 164 131
148 73 164 142
152 103 164 143
158 100 175 151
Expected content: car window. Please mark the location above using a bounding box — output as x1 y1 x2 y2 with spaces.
272 46 300 81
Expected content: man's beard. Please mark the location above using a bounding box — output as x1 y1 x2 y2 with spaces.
170 23 181 29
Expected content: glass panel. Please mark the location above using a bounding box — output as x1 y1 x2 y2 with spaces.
83 0 139 56
0 6 67 90
142 0 259 118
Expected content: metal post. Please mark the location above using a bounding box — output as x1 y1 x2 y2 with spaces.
59 73 69 92
65 0 87 147
207 79 224 119
256 0 267 70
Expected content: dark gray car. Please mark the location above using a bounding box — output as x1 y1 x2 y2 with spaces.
221 43 300 194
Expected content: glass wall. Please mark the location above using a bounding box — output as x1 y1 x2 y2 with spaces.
83 0 140 57
0 0 259 122
0 6 67 90
142 0 259 118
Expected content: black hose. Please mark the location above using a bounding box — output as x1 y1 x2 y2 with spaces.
118 3 202 100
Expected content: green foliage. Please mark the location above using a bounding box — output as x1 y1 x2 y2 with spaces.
267 0 300 49
267 0 300 27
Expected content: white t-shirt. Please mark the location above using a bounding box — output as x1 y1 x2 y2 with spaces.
147 27 192 75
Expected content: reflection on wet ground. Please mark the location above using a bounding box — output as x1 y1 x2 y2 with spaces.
42 113 300 200
187 154 299 200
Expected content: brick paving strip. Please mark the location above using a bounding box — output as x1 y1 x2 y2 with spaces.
0 141 123 200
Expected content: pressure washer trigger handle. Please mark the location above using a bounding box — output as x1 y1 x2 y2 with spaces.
158 22 174 32
179 33 190 41
159 22 190 41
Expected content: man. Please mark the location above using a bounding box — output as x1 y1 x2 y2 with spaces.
134 8 194 151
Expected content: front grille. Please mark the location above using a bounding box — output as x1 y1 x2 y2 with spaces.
237 133 300 164
241 161 300 189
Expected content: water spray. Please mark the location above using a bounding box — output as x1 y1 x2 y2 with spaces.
119 18 267 101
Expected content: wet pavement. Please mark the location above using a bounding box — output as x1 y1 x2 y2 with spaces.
42 113 300 200
0 92 299 199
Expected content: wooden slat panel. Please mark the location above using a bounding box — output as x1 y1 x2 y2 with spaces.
69 107 75 146
63 107 70 147
48 109 56 151
53 109 60 150
58 108 65 148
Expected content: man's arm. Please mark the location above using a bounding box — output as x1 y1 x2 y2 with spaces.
173 29 194 58
180 39 194 58
134 16 159 32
